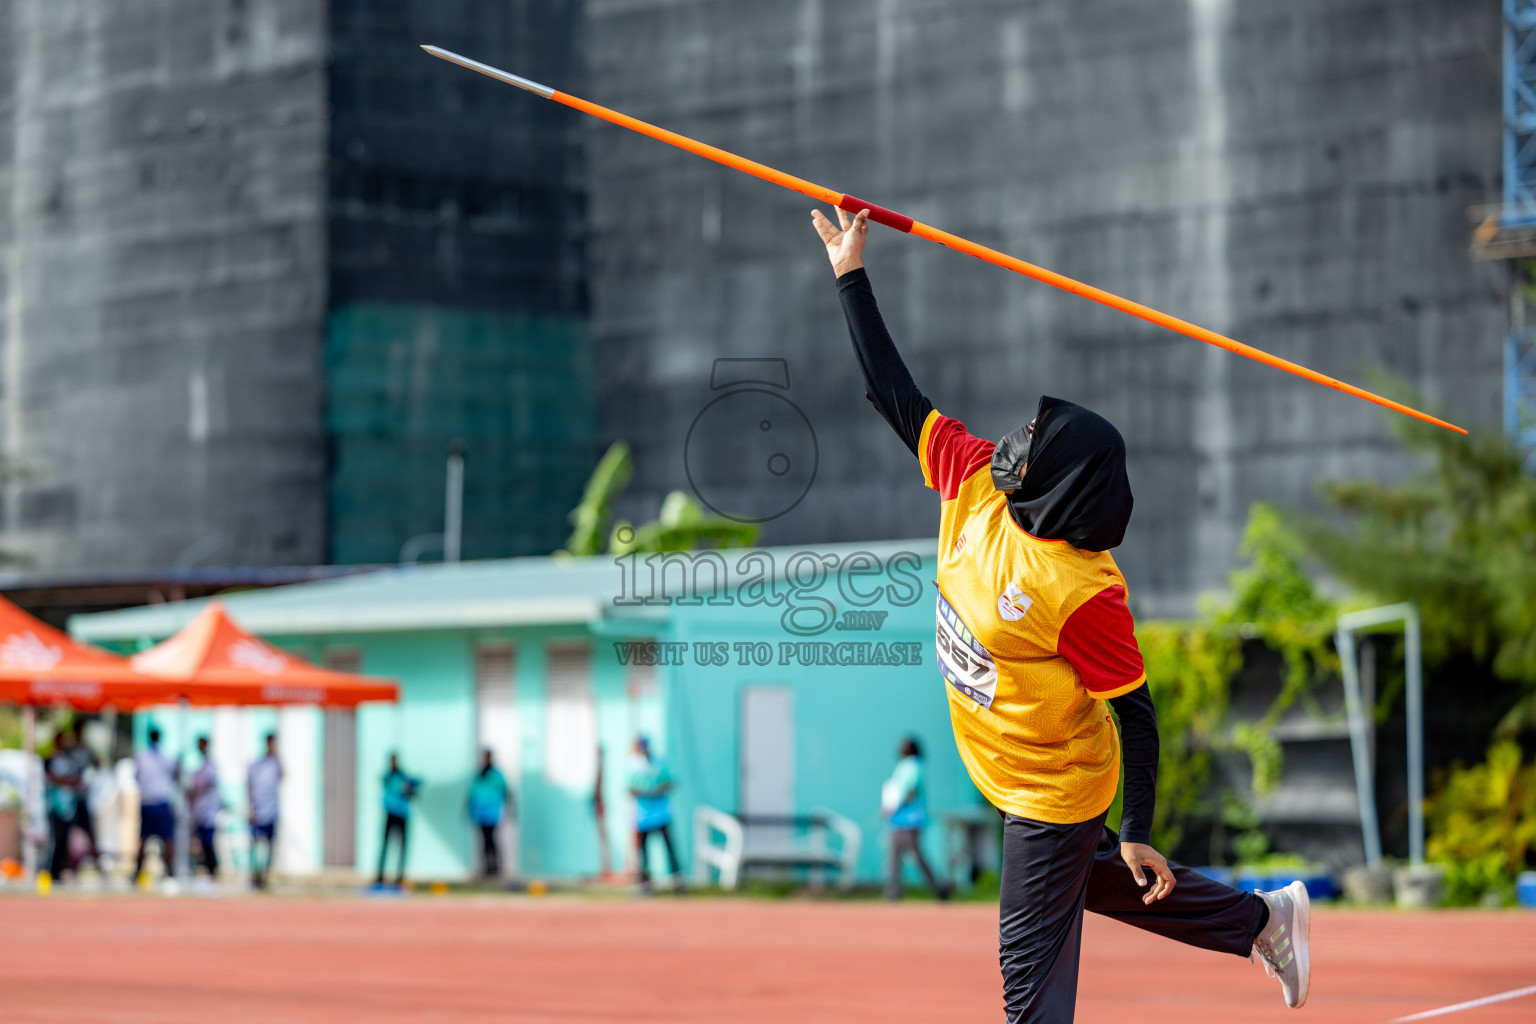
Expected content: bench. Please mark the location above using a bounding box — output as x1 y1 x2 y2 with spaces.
692 805 862 891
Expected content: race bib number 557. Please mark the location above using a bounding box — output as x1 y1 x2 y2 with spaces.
936 591 997 709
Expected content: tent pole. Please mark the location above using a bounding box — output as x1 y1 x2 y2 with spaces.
21 705 38 880
176 698 191 881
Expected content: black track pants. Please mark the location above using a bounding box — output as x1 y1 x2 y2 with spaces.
635 824 678 883
377 813 408 884
479 824 500 878
998 812 1268 1024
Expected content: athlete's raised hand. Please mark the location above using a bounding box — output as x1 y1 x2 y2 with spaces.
811 207 870 277
1121 842 1177 904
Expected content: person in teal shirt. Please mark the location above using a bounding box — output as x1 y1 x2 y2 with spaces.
882 736 949 901
628 737 681 893
467 749 513 880
376 753 421 887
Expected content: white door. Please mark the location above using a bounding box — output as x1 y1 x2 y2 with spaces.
321 710 356 868
322 648 361 870
475 642 518 880
275 707 320 875
740 687 794 851
544 645 596 790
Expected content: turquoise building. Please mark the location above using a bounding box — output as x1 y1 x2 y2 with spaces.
71 540 987 885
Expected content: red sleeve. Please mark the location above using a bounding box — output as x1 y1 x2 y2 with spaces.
918 411 995 501
1056 585 1146 699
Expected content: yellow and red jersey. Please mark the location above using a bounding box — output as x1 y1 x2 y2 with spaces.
920 410 1146 824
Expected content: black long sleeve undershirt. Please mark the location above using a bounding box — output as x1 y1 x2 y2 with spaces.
835 265 1160 845
1108 685 1159 846
836 268 933 455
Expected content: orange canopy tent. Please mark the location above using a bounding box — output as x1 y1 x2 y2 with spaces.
128 601 397 707
0 594 172 879
96 602 392 884
1 599 394 880
0 594 162 710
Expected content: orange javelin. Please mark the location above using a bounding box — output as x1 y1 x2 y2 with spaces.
422 45 1465 434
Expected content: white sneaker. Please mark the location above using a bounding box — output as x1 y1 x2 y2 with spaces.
1252 880 1311 1008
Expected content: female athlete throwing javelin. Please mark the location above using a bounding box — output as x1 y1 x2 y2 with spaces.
812 206 1311 1022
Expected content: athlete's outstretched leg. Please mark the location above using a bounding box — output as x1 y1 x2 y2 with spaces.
1083 825 1266 955
998 813 1106 1024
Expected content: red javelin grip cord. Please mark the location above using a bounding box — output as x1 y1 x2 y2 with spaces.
838 194 914 233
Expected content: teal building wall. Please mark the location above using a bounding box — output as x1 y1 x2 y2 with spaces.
624 548 974 887
325 548 979 884
100 543 1003 886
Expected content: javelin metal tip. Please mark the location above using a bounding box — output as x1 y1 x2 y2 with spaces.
420 45 555 100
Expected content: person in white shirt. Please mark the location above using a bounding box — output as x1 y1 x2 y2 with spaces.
246 733 282 890
187 736 224 879
133 728 179 882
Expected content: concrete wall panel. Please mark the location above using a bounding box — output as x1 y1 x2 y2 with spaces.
0 0 329 569
586 0 1505 613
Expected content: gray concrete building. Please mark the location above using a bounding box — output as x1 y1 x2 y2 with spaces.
586 0 1508 613
0 0 592 573
0 0 330 571
0 1 1512 613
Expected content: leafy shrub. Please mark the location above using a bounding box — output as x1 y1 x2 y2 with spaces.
1136 620 1239 853
1426 741 1536 905
1134 504 1337 857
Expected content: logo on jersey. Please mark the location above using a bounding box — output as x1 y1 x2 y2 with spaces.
936 591 997 709
997 582 1033 622
953 532 967 555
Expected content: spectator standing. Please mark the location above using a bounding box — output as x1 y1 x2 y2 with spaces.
187 736 224 880
133 727 179 882
627 737 681 893
467 749 513 880
45 722 99 881
376 753 420 887
882 736 949 901
246 733 282 890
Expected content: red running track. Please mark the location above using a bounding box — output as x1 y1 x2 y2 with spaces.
1 895 1534 1023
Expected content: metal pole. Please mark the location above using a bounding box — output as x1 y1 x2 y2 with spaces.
176 699 191 880
1338 628 1383 867
1511 333 1523 440
444 439 466 564
21 705 38 880
1405 610 1425 866
1361 637 1377 771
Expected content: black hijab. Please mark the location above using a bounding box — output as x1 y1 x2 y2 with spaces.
989 396 1133 552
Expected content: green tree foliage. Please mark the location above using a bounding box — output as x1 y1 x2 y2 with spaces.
1425 741 1536 904
0 707 20 750
1216 506 1339 795
559 442 634 557
1135 504 1338 856
559 441 759 556
608 491 758 554
1135 621 1238 854
1302 410 1536 900
1303 419 1536 737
